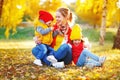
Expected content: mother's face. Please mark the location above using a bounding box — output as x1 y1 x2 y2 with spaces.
56 11 67 26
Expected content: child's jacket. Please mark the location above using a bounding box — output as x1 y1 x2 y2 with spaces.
34 20 53 45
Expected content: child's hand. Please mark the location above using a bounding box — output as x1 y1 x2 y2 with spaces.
33 37 38 41
83 37 91 50
50 27 54 31
36 41 41 44
33 37 41 44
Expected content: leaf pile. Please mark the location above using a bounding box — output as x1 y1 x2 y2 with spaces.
0 49 120 80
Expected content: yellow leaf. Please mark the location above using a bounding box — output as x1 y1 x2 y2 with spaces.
25 72 30 77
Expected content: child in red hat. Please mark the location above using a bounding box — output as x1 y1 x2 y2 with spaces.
32 10 57 66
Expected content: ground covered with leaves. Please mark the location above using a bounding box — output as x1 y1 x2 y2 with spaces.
0 42 120 80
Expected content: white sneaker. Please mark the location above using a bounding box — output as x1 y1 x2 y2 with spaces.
33 59 43 66
52 62 65 68
99 56 106 65
47 55 57 63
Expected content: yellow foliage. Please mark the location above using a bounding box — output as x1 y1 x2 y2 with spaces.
25 0 62 21
25 0 41 20
1 0 26 38
75 0 120 27
1 0 62 38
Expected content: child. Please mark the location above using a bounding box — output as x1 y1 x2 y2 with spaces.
32 10 57 66
70 24 106 68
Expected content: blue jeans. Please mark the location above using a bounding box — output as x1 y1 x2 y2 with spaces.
85 59 101 66
54 44 72 65
76 49 101 66
32 44 72 66
32 44 54 59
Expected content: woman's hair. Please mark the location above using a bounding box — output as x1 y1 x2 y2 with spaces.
57 7 72 22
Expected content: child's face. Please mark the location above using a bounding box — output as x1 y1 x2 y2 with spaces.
46 20 53 26
73 39 81 46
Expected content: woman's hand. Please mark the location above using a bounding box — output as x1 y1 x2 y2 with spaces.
55 28 64 36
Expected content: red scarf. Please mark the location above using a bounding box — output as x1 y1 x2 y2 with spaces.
72 42 84 64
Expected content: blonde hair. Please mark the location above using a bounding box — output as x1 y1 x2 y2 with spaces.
57 8 72 22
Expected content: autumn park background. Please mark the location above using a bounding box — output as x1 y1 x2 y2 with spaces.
0 0 120 80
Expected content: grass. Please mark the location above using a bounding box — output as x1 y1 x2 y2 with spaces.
0 27 120 80
0 27 34 40
82 28 117 42
0 27 117 42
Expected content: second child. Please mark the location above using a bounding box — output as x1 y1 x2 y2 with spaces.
70 24 106 68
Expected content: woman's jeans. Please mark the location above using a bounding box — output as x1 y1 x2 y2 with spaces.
32 44 72 66
43 44 72 65
54 44 72 65
76 49 101 67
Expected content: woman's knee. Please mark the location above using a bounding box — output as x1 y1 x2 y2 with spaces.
61 44 70 50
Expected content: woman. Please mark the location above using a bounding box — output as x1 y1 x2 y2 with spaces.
42 8 73 68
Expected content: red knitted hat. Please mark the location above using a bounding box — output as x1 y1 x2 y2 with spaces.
39 10 54 23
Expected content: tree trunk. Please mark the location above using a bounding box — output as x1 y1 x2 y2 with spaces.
113 24 120 49
0 0 3 18
99 0 107 45
93 24 97 29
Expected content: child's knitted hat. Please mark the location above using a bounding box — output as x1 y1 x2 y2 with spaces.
39 10 54 23
70 24 82 40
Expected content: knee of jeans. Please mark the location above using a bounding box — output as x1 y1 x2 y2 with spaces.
62 44 69 49
43 48 47 54
32 47 38 55
82 49 88 54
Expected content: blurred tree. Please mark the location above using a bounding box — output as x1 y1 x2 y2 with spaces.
75 0 119 45
1 0 26 38
99 0 107 45
0 0 4 18
24 0 41 21
0 0 62 38
24 0 62 21
40 0 62 11
113 25 120 49
113 0 120 49
75 0 103 26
